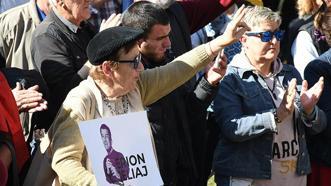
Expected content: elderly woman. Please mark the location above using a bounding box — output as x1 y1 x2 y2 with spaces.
213 6 326 186
24 5 249 185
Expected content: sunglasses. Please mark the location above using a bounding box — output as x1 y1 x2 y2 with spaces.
245 30 284 42
117 53 141 69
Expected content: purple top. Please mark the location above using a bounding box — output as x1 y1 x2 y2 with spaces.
103 149 129 184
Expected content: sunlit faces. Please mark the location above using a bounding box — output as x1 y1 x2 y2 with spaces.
242 21 280 64
110 47 144 94
138 24 171 63
63 0 91 24
101 128 112 151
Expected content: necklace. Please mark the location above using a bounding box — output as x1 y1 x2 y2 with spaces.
259 75 278 100
102 94 129 115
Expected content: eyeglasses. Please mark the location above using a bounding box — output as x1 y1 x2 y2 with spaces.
117 53 141 69
245 30 284 42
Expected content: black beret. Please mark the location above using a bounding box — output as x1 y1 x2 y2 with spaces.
87 26 144 65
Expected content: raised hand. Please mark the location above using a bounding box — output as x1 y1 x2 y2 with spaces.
205 50 227 85
277 78 297 121
100 13 122 32
12 82 48 113
221 4 250 45
208 5 250 55
300 77 324 115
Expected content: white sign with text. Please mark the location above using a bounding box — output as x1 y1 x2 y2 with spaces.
79 111 163 186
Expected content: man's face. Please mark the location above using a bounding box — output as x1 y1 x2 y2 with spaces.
63 0 91 23
138 24 171 63
101 129 112 150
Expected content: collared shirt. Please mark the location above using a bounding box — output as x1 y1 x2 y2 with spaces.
53 8 79 33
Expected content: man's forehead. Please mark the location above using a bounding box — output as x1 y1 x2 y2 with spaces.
146 24 171 37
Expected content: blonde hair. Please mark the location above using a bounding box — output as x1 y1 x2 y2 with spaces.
243 6 282 29
297 0 320 18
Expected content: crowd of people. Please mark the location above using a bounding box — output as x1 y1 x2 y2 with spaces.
0 0 330 186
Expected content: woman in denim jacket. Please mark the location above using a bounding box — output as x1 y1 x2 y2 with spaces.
213 6 327 186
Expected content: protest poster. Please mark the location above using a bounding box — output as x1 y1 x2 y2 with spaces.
79 111 163 186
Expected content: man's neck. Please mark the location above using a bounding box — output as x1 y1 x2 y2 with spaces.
56 7 81 26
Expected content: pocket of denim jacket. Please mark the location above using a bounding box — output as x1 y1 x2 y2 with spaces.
235 85 259 98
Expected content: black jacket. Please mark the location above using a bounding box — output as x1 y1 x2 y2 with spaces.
31 10 96 129
143 53 218 185
305 49 331 167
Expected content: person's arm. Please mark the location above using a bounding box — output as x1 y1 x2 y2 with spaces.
291 31 319 78
32 33 89 108
50 92 97 186
139 5 248 105
185 57 227 111
213 73 277 142
139 44 214 106
179 0 235 33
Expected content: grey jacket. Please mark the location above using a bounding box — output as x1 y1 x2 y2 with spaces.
0 0 41 69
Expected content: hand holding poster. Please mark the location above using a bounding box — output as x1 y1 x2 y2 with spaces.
79 111 163 186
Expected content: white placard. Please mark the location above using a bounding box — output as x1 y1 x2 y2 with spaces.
79 111 163 186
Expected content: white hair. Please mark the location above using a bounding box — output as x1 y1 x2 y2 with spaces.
243 6 282 29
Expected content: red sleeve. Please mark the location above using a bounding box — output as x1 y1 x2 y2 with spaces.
178 0 235 34
0 72 29 172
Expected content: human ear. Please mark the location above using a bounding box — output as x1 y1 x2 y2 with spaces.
101 61 113 75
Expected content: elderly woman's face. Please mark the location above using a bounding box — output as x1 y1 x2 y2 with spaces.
243 21 280 63
111 46 144 93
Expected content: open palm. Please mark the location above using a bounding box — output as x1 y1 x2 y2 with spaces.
300 77 324 114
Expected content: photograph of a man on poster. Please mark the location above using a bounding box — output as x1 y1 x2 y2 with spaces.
100 124 129 184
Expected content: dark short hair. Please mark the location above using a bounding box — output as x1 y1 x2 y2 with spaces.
100 124 111 138
122 1 170 38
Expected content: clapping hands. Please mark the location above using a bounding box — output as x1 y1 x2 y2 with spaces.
277 77 324 121
12 82 47 113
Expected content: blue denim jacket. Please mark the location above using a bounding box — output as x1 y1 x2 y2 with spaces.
213 54 326 179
